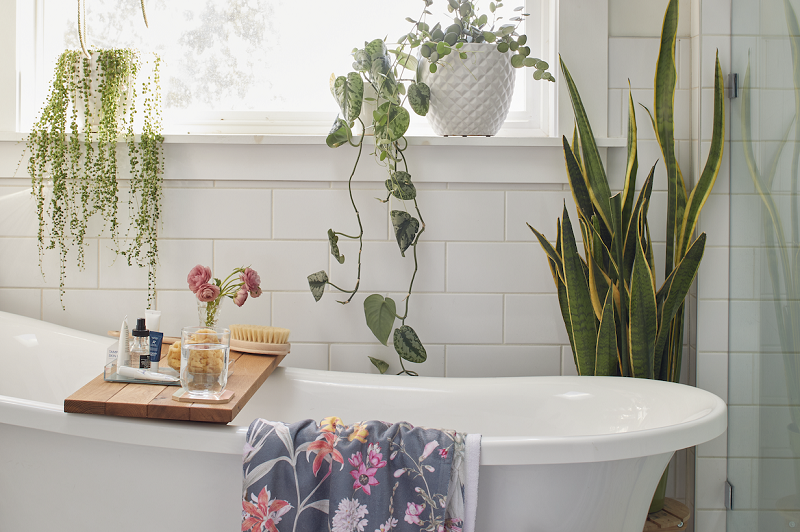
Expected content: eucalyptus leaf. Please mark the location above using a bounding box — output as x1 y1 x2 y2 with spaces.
327 229 345 264
407 82 430 116
364 294 396 346
369 356 390 374
482 31 496 43
307 271 328 302
390 210 420 256
393 325 427 363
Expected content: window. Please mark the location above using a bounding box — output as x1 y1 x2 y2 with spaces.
20 0 555 135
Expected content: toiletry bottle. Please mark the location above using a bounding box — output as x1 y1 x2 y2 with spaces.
131 318 150 369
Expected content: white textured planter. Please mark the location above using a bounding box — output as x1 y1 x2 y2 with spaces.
420 43 516 136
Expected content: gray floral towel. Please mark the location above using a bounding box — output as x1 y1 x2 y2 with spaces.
242 417 468 532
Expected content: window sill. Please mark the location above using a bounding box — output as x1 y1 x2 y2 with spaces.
0 131 627 148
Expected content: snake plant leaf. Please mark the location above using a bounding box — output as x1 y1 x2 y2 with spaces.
652 0 688 275
364 294 396 346
677 52 725 259
330 73 364 125
572 123 583 172
559 57 613 230
622 87 639 227
375 102 410 142
595 288 619 376
365 38 388 60
327 229 345 264
369 356 390 374
390 210 420 256
527 223 563 281
622 165 655 282
561 205 597 376
385 171 417 201
307 270 329 302
407 82 431 116
562 136 594 224
628 212 657 379
553 221 577 358
394 325 427 363
653 232 706 372
326 117 351 148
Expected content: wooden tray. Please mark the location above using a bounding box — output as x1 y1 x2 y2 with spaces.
64 350 284 424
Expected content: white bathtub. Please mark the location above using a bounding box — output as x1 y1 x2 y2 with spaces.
0 311 726 532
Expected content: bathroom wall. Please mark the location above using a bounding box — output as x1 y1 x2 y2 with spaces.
0 1 729 530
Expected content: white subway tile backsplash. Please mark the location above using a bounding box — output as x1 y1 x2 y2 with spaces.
0 238 98 289
415 190 505 242
506 191 579 243
273 291 380 344
696 300 729 353
0 288 41 319
0 187 37 237
214 240 328 292
273 189 387 241
609 38 660 90
401 293 504 345
330 344 445 377
695 457 727 509
446 345 561 377
698 246 730 301
329 241 446 294
446 242 552 294
696 352 728 402
505 294 570 345
160 188 272 239
608 89 623 138
42 288 150 336
281 343 329 370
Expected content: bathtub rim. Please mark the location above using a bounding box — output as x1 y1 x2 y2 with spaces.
0 370 726 466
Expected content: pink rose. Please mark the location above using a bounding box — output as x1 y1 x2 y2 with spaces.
249 285 262 298
196 282 220 303
240 267 261 293
233 287 248 307
187 265 212 293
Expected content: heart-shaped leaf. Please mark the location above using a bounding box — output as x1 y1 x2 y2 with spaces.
330 73 364 124
407 82 430 116
385 171 417 201
326 118 351 148
375 103 410 142
307 271 329 302
393 325 427 363
365 38 388 61
327 229 344 264
392 50 419 72
352 49 371 72
369 356 390 374
364 294 396 346
390 210 420 256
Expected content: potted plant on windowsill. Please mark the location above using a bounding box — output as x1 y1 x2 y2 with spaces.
410 0 555 136
527 0 724 514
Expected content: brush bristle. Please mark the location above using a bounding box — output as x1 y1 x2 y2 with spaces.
230 324 290 344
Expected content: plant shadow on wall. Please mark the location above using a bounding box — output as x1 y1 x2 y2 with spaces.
307 0 554 375
25 0 163 307
527 0 724 513
740 0 800 501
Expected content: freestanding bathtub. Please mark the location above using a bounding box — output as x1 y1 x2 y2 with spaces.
0 311 726 532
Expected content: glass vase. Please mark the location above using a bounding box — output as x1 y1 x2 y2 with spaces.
198 299 223 328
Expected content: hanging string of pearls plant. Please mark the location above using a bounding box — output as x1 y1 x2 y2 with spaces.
27 47 164 306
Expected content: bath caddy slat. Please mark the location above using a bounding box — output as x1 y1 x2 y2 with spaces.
64 351 284 424
643 498 690 531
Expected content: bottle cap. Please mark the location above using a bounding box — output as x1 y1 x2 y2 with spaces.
132 317 149 337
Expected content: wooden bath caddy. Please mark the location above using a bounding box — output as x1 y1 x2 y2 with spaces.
643 498 690 531
64 348 285 424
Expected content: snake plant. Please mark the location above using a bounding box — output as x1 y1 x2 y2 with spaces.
528 0 725 381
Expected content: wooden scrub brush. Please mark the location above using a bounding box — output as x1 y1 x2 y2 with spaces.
229 324 291 356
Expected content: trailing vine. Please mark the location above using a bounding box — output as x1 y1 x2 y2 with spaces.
27 48 163 306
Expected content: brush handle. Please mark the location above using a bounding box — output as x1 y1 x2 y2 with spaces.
230 339 290 356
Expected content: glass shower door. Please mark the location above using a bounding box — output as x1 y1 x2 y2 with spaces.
729 0 800 529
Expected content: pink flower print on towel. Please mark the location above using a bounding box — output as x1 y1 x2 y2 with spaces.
404 502 425 525
241 487 292 532
367 443 387 468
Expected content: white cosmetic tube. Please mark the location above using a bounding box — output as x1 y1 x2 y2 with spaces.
117 365 179 383
117 317 129 371
145 310 161 332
